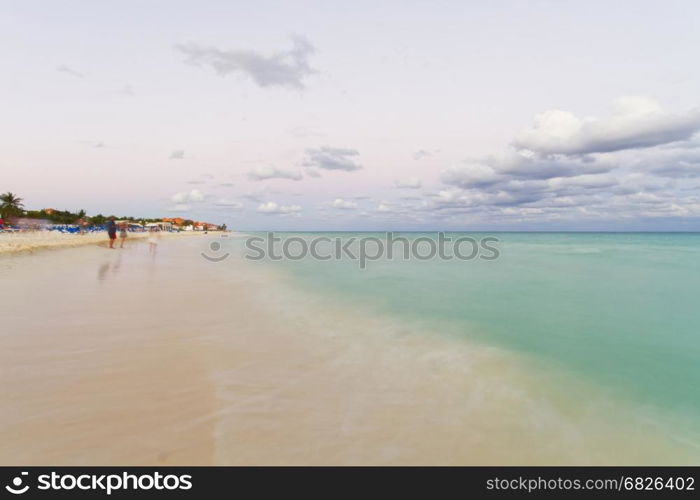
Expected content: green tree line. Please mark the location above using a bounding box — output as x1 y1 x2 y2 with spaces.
1 191 217 227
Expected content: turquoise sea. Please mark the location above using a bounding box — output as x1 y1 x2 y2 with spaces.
233 232 700 429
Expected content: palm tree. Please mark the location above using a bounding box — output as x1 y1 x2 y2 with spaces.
0 192 24 219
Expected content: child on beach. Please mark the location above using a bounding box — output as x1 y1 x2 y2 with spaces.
119 222 128 248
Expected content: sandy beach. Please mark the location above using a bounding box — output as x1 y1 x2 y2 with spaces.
0 230 203 255
1 236 698 465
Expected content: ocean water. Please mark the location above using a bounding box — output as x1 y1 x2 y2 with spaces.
231 232 700 436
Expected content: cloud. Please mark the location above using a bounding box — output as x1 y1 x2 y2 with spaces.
257 202 302 214
495 154 613 180
376 201 395 213
395 176 422 189
429 167 700 222
413 150 431 160
303 146 362 171
547 174 618 191
439 162 623 212
170 150 185 160
442 164 502 189
514 97 700 155
652 163 700 178
247 166 303 181
441 152 614 191
56 65 84 78
332 198 357 209
170 189 205 204
175 35 315 89
619 144 700 178
188 190 205 202
426 97 700 223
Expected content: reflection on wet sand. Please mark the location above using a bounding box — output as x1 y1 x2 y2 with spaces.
97 255 122 282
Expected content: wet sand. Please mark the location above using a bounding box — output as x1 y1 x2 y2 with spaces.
0 240 218 464
1 237 698 465
0 230 202 255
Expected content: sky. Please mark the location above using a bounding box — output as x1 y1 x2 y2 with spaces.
2 0 700 230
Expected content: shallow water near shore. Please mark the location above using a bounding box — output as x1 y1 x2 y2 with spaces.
1 235 699 464
258 232 700 416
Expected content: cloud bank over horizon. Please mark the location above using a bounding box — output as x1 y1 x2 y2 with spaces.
431 97 700 227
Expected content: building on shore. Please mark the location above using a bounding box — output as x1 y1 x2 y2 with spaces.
146 221 173 231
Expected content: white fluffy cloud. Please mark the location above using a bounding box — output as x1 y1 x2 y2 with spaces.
257 202 302 214
169 150 185 160
247 166 303 181
332 198 357 209
514 97 700 155
170 189 205 203
377 201 394 212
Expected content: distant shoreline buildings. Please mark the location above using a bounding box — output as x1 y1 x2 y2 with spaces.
161 217 221 232
1 193 226 231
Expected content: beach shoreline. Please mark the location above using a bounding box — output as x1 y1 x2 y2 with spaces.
0 230 208 255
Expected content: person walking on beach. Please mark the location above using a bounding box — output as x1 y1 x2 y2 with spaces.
119 222 128 248
106 217 117 249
